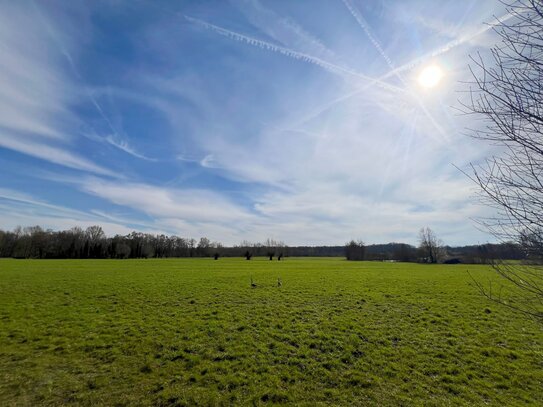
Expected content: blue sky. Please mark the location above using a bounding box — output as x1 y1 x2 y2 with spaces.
0 0 507 246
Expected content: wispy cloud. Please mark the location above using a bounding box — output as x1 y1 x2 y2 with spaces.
0 187 141 236
0 133 117 177
0 2 117 177
81 178 256 224
34 2 149 165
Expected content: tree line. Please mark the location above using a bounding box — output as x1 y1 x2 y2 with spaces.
0 226 200 259
345 228 526 264
0 225 527 263
0 226 291 260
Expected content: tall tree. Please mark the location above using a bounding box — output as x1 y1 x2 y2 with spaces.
345 240 366 261
463 0 543 320
418 227 444 264
197 237 211 257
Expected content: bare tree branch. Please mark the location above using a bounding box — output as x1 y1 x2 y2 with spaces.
461 0 543 322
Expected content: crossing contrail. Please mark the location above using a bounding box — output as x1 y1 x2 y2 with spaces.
379 11 514 81
341 0 395 71
341 0 448 140
185 15 405 94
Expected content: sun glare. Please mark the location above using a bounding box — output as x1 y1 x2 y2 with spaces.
417 64 444 89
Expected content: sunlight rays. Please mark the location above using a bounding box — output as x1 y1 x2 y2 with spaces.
379 11 513 81
273 2 513 147
339 0 449 143
289 7 514 132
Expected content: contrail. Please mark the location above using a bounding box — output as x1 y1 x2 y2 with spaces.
374 11 512 140
319 7 514 118
341 0 448 140
380 11 514 81
84 90 158 161
185 15 404 94
341 0 395 70
238 0 338 63
337 2 512 141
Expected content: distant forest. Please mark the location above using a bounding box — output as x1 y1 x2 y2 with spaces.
0 225 525 263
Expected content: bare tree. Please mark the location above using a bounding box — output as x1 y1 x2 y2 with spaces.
418 227 444 263
86 226 106 258
345 240 366 261
264 238 286 260
197 237 211 257
462 0 543 320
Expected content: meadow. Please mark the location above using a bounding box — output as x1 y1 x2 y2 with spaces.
0 258 542 406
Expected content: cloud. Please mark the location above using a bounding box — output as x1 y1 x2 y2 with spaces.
0 12 70 142
0 2 117 177
0 133 117 177
80 178 256 224
0 188 142 236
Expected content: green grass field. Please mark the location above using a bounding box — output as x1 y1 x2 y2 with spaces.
0 258 542 406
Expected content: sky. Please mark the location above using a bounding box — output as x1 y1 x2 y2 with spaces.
0 0 509 246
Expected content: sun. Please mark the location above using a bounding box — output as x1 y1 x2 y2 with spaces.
417 64 444 89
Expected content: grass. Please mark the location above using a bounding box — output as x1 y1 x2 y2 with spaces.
0 257 542 406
